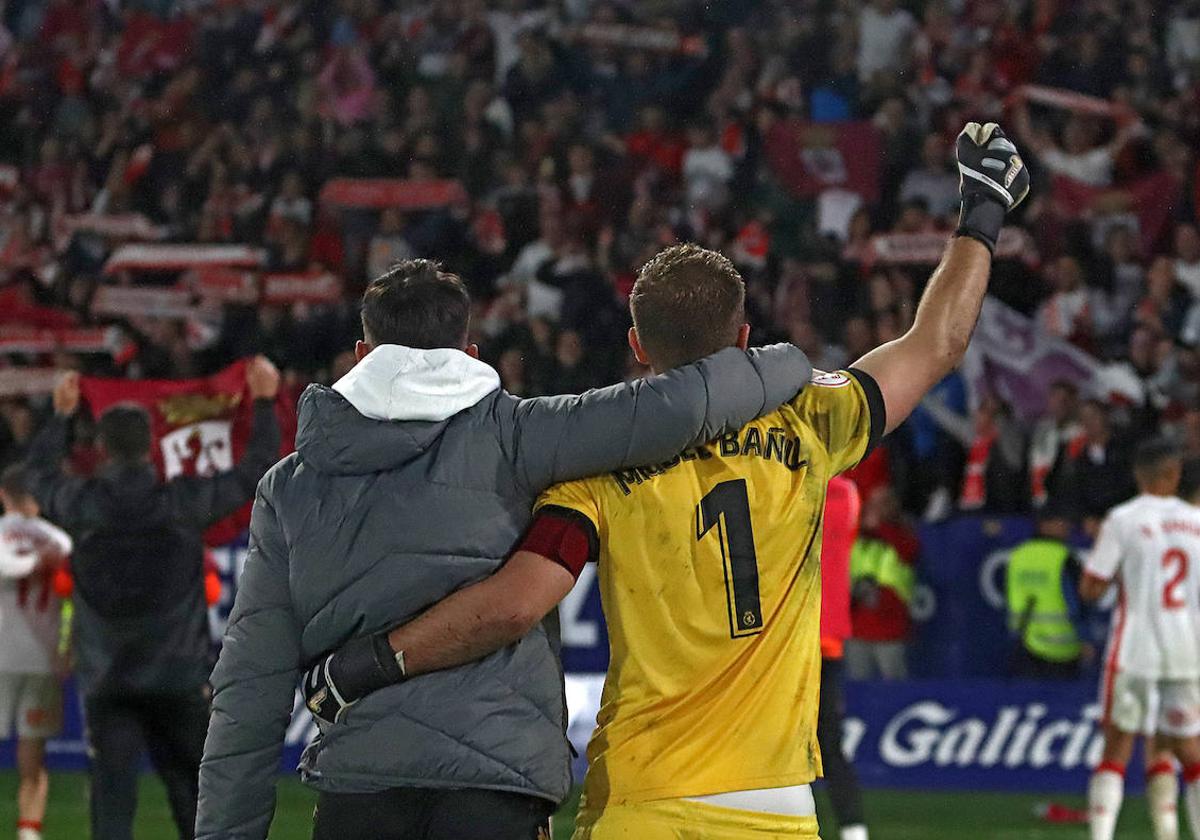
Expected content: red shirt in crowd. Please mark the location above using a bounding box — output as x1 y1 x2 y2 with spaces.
624 130 686 177
843 446 890 507
850 520 919 642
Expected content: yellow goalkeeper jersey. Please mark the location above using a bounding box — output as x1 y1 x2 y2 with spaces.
535 369 882 809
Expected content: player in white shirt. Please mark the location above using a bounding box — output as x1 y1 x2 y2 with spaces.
0 466 72 840
1081 439 1200 840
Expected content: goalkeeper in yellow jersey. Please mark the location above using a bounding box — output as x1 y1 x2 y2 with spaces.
304 123 1029 840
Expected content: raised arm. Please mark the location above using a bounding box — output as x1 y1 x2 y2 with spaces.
854 123 1030 435
171 357 282 527
509 343 812 491
24 373 85 529
197 480 301 840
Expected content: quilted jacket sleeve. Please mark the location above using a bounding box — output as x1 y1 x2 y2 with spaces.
196 468 301 840
506 344 812 491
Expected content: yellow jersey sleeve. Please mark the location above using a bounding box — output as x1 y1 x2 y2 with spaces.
535 477 602 530
788 369 885 474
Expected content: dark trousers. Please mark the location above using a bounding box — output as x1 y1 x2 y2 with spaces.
84 689 209 840
1010 646 1081 680
313 787 554 840
816 657 865 829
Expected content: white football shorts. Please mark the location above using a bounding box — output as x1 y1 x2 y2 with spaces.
0 674 63 740
1104 672 1200 737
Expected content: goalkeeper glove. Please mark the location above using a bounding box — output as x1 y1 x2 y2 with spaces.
303 632 407 725
955 122 1031 254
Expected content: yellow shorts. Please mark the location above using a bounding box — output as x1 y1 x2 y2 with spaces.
572 798 821 839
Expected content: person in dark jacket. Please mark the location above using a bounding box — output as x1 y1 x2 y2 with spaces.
26 359 282 840
196 259 812 840
1062 399 1137 534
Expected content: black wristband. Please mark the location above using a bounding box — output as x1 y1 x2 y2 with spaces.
955 193 1007 254
329 632 406 701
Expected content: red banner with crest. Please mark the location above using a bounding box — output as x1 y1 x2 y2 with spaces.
78 360 297 545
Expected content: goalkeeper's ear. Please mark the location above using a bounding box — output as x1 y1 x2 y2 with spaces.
628 327 651 366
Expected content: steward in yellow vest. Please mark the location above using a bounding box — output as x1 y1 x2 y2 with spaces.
1007 511 1086 679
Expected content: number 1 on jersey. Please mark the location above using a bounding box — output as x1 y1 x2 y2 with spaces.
696 479 764 638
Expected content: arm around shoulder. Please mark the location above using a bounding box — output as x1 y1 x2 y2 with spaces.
509 343 811 490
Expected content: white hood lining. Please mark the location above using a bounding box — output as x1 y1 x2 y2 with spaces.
332 344 500 423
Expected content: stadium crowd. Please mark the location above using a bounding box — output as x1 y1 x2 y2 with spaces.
1 0 1200 547
0 1 1197 836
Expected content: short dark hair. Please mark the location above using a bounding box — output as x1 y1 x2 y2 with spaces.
0 464 30 501
98 404 152 463
1134 437 1183 476
630 244 745 371
361 259 471 350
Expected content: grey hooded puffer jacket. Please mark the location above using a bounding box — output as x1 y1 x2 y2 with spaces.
196 343 811 839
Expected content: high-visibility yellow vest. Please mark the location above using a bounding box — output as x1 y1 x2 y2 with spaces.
850 537 915 604
1006 538 1081 663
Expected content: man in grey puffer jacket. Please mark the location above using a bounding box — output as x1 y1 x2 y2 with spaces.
196 259 811 839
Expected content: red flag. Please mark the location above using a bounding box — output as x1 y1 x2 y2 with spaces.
0 325 131 358
0 286 79 328
103 243 266 275
0 367 58 397
1011 84 1121 118
571 23 708 56
78 360 297 545
1050 171 1181 255
864 228 1039 267
260 271 343 304
764 120 883 203
318 178 467 210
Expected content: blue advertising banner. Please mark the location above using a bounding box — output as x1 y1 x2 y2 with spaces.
562 675 1138 795
840 678 1127 793
908 516 1036 679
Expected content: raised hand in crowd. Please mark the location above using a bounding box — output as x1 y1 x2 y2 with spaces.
53 371 81 417
246 356 281 401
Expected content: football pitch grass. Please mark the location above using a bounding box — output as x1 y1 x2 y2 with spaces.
0 772 1187 839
